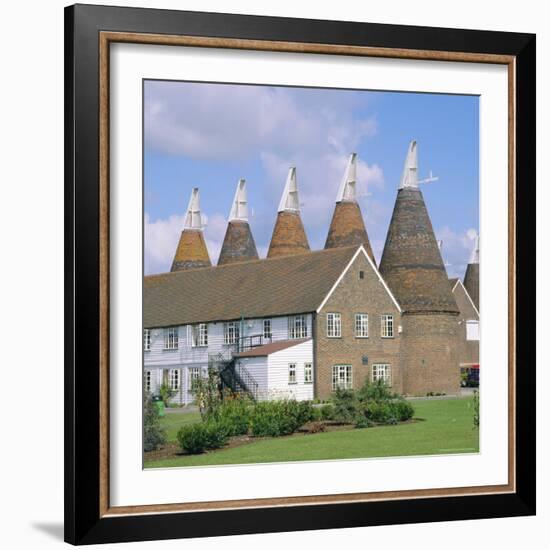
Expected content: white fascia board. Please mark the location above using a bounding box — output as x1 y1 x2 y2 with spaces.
316 246 402 314
453 279 480 318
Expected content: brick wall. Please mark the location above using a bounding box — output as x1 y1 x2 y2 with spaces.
314 251 402 399
452 281 480 367
400 313 461 396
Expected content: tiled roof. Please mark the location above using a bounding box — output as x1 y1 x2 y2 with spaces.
236 338 311 357
171 230 211 271
267 211 310 258
144 246 358 328
463 263 479 310
325 201 376 265
379 188 459 314
218 220 259 265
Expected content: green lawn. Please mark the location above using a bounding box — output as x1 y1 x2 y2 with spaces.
161 410 202 442
146 397 478 468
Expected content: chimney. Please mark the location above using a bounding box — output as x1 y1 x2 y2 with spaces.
324 153 376 263
170 188 212 272
267 167 310 258
218 179 259 265
463 235 479 309
379 141 458 314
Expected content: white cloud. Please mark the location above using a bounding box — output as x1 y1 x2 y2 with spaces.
435 226 478 279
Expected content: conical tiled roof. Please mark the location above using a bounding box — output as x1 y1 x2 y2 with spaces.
218 179 259 265
379 142 458 314
324 153 375 263
267 168 310 258
171 188 212 272
463 236 479 309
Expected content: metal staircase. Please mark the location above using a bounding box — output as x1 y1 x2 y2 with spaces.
208 351 259 400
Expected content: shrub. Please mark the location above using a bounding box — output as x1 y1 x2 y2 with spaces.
208 395 251 436
319 403 336 421
392 399 414 421
177 422 228 454
332 388 359 423
250 400 314 437
190 367 223 421
143 394 166 452
357 379 395 403
363 401 393 423
354 416 373 429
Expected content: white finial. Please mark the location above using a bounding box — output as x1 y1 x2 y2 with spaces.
336 153 357 202
228 178 248 221
399 140 418 189
183 187 203 230
277 167 300 212
470 235 479 264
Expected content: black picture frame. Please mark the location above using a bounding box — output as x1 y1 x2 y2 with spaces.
65 3 536 545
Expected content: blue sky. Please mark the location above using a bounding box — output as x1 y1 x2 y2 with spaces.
144 80 479 278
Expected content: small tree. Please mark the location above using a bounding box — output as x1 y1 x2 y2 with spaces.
158 382 175 406
473 390 480 428
143 394 166 452
190 367 222 421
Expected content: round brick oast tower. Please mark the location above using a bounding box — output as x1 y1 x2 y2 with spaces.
463 263 479 310
218 220 259 265
380 176 460 396
325 201 375 264
171 187 212 272
171 230 212 271
267 210 310 258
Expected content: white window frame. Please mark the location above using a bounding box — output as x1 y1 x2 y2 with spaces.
188 367 201 390
355 313 369 338
144 370 152 393
466 320 480 341
169 368 180 391
192 323 208 347
143 328 151 351
326 312 342 338
263 318 272 340
304 362 313 384
372 364 391 385
288 363 297 384
289 315 308 339
223 321 240 345
381 314 394 338
332 364 352 391
163 327 178 350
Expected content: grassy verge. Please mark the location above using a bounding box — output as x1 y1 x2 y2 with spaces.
146 397 478 468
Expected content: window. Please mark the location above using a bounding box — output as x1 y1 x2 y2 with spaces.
466 320 480 341
304 362 313 384
263 319 272 340
355 313 369 338
289 315 308 339
359 270 365 279
223 321 240 345
143 328 151 351
381 314 394 338
144 370 152 393
332 365 352 390
372 364 391 385
288 363 297 384
326 313 342 338
163 327 178 350
188 367 201 390
191 323 208 347
169 369 180 391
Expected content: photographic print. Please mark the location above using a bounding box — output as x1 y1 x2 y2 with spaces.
142 80 480 469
